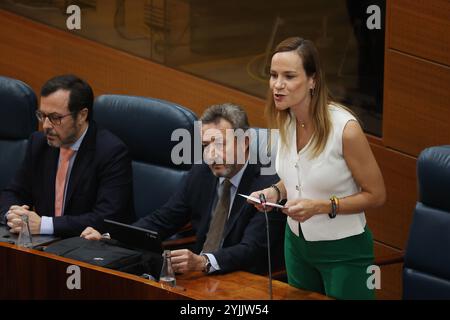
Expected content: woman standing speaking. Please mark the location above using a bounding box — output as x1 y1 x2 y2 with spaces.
250 37 386 300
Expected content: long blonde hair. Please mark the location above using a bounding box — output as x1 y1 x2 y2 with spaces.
265 37 353 158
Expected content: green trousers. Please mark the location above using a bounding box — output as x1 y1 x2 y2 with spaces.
285 223 375 300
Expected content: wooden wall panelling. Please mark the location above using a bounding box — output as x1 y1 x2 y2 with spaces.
369 136 411 299
0 10 267 127
374 241 403 300
383 50 450 156
390 0 450 65
366 141 417 250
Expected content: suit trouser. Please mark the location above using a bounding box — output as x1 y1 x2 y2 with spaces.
284 223 375 300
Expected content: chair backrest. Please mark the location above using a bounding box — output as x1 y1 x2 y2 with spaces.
93 95 198 220
403 145 450 299
0 76 38 190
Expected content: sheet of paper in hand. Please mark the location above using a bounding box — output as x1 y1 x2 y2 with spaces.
238 193 285 209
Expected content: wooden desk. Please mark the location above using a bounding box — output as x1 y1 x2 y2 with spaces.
0 242 329 300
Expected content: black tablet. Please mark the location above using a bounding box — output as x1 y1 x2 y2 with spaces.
103 219 162 254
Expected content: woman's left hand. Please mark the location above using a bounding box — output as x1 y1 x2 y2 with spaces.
282 199 326 223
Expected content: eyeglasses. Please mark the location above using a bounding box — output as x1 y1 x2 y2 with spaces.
35 110 74 126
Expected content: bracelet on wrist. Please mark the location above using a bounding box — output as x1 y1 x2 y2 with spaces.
329 195 339 219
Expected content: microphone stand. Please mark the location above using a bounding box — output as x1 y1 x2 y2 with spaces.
259 194 273 300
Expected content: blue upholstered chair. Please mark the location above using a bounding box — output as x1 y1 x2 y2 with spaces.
0 76 38 191
403 145 450 299
93 94 197 220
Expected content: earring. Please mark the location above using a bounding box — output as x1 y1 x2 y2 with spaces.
309 87 315 97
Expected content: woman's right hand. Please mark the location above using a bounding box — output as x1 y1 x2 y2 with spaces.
248 187 279 212
80 227 102 240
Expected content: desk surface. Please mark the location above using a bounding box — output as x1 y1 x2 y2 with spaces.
0 242 329 300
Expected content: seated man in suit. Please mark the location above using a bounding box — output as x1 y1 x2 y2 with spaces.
0 74 134 237
82 103 286 275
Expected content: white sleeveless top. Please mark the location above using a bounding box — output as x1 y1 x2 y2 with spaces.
275 105 366 241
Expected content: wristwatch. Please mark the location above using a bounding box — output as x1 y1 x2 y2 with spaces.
202 254 212 273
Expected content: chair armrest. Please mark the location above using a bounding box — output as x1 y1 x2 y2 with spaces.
162 235 197 249
375 252 404 266
176 223 193 234
161 222 196 250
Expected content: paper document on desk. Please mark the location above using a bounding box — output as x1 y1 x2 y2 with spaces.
238 193 285 209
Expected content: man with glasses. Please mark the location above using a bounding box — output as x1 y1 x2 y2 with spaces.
0 74 134 237
81 104 286 275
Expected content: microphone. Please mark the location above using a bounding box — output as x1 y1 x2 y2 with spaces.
259 193 267 206
259 193 273 300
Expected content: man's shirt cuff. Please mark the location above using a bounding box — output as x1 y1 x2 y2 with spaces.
40 216 54 235
204 253 220 273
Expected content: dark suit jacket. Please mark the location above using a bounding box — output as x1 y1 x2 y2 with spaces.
0 122 134 237
134 163 286 275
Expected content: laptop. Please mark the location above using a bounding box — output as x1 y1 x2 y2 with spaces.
0 225 59 249
103 219 162 254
